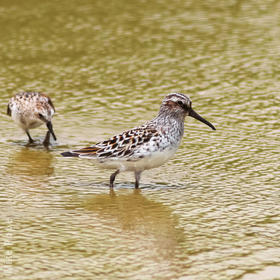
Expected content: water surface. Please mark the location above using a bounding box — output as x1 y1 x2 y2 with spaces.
1 0 280 279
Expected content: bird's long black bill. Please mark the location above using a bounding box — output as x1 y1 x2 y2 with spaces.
189 109 216 130
46 121 57 140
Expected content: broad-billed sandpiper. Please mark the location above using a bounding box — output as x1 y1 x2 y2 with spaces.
7 92 57 147
61 93 216 188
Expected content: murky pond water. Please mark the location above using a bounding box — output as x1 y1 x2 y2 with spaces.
1 0 280 279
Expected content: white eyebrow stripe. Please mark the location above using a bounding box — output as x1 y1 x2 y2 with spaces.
168 92 187 99
167 93 191 104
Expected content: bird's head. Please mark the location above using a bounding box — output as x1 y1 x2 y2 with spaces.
160 93 216 130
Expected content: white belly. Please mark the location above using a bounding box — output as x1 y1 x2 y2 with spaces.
96 146 178 172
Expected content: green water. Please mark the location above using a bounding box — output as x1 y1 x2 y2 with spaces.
1 0 280 279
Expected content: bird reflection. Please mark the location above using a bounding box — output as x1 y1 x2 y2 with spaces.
83 189 186 259
7 147 54 179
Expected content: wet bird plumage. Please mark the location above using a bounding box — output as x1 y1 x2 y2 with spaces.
61 93 216 188
7 92 57 146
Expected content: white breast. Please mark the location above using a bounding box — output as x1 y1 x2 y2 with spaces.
11 108 43 130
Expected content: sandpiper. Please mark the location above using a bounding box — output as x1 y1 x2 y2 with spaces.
61 93 216 188
7 92 57 147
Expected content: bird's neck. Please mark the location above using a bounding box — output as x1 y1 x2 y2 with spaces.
152 111 185 139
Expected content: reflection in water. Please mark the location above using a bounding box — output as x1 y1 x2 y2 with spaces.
7 147 54 180
83 189 186 260
0 0 279 278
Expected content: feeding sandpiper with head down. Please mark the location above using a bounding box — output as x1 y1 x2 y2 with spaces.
7 92 57 147
61 93 216 188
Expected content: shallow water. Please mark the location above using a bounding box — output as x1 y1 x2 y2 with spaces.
1 0 280 279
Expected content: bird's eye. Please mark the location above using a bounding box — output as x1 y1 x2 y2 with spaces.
38 113 44 119
177 100 183 106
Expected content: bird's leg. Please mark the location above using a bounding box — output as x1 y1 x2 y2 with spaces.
134 171 142 189
43 131 51 147
109 170 120 188
26 130 34 143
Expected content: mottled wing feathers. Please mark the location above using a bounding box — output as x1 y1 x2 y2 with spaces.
67 126 161 161
8 92 55 113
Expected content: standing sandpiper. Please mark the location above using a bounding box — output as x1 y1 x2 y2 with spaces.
7 92 57 147
61 93 216 188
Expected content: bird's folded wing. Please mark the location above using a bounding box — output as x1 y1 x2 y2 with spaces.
73 127 160 160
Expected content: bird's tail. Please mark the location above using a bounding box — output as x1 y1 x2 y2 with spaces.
61 151 79 157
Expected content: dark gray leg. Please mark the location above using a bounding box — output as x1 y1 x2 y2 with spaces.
110 170 120 188
134 171 142 189
43 131 51 147
26 130 34 143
